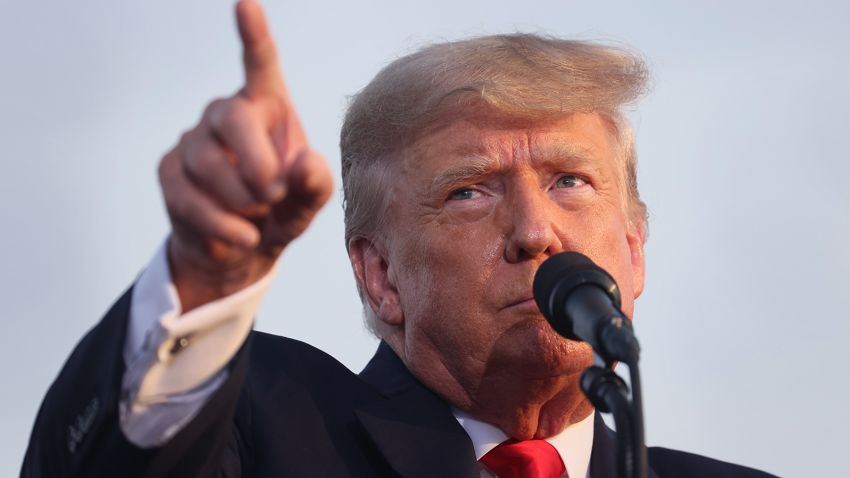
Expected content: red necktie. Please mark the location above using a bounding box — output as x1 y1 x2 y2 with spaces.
479 439 566 478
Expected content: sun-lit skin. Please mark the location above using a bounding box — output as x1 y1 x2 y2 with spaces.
350 110 645 440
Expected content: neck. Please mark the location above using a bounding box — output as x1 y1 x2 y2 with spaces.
384 332 594 439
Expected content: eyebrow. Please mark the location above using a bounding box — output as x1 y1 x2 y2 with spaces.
428 142 600 195
428 155 495 195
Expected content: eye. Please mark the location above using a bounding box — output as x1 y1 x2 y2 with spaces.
555 175 586 189
448 188 481 201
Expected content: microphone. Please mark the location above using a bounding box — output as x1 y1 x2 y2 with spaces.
533 252 640 364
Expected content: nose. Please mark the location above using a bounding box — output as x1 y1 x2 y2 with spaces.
503 182 563 263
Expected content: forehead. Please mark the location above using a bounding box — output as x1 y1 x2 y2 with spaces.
403 112 621 177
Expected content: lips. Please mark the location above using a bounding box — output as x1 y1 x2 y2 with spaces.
501 295 538 311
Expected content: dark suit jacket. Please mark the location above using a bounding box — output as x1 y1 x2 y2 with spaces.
22 288 778 477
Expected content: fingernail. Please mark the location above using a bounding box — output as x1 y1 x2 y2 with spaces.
267 183 286 202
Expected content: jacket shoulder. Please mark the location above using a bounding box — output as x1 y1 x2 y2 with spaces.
649 447 780 478
248 331 365 386
235 332 403 476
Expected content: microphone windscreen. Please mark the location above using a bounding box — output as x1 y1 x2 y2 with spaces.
533 252 622 322
533 252 597 318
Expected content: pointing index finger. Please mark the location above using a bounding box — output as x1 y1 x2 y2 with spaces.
236 0 286 98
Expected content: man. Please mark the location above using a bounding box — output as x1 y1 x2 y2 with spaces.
22 1 777 477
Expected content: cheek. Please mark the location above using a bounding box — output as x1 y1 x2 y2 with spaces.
395 219 506 341
570 211 636 316
404 216 503 293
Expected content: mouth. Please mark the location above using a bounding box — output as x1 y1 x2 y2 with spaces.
501 296 539 312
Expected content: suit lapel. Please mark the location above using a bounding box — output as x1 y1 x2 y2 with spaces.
590 413 660 478
356 341 478 478
589 414 617 478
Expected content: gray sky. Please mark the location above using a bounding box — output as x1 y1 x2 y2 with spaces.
2 1 848 476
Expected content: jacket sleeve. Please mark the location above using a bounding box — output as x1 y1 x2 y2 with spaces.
20 287 253 478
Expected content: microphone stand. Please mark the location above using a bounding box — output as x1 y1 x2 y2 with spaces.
581 356 647 478
531 251 648 478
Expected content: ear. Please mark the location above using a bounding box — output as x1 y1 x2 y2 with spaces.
348 237 404 326
627 222 646 299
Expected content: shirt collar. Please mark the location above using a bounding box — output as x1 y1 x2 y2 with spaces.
452 408 595 478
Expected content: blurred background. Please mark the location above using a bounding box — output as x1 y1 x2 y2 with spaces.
1 1 848 476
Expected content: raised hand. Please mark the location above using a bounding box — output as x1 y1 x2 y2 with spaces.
158 0 333 312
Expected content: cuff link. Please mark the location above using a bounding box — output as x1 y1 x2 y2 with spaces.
157 335 191 362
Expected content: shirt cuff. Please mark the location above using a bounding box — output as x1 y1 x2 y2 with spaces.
127 239 277 399
120 239 276 446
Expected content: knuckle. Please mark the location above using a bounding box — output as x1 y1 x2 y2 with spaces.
202 97 229 121
190 143 219 173
242 156 272 186
254 41 279 66
183 135 226 178
197 156 219 178
176 125 203 150
157 156 169 183
217 99 252 131
305 152 333 201
158 155 197 222
162 188 181 218
158 150 178 184
171 194 195 221
177 129 192 146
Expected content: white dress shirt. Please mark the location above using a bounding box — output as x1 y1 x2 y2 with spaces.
455 408 593 478
120 240 594 477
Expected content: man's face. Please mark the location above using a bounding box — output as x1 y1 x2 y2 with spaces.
374 111 645 437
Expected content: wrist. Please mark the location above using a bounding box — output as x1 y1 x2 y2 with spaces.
167 237 278 312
